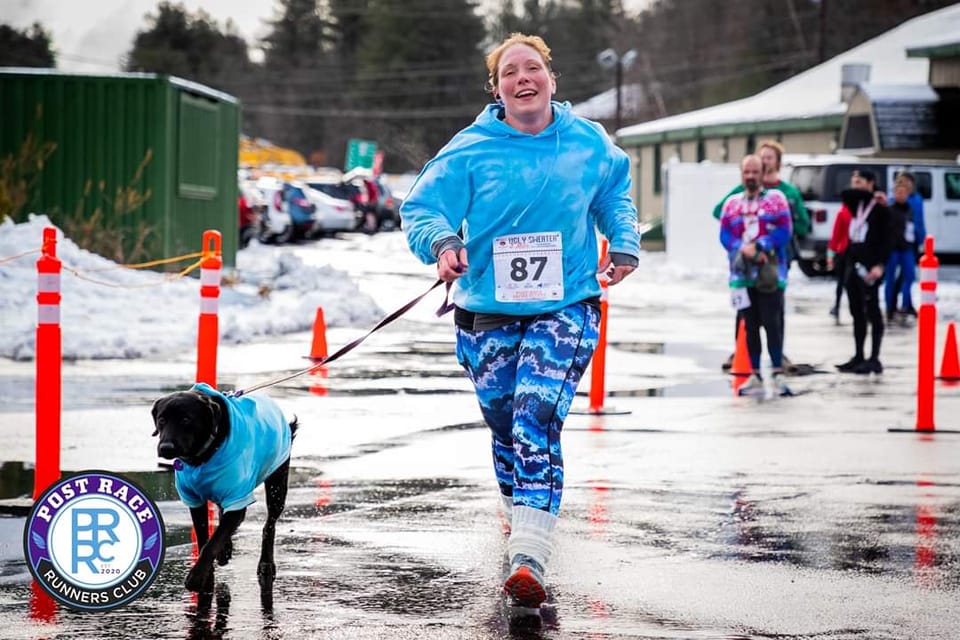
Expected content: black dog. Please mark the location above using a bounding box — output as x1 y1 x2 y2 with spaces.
151 384 297 593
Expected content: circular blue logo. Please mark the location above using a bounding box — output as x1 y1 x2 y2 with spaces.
23 471 165 611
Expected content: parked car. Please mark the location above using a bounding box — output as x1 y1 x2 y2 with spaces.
238 181 266 248
255 176 293 244
371 178 400 230
380 172 419 228
342 168 399 232
282 182 319 240
306 175 367 230
381 172 418 206
783 154 960 276
302 181 358 236
255 178 317 243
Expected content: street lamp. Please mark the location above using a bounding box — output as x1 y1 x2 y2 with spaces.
597 48 637 132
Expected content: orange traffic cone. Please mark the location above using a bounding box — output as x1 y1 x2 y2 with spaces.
730 318 752 376
730 318 752 395
939 321 960 381
309 307 328 362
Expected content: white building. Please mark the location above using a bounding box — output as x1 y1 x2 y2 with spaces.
606 4 960 226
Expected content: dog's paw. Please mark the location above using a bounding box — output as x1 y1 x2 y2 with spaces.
257 561 276 588
216 538 233 566
185 565 214 593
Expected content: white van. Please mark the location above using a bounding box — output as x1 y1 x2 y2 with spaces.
782 154 960 275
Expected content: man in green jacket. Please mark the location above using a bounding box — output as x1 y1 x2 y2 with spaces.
714 140 810 372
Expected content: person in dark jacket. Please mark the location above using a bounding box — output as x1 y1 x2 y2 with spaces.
884 174 917 320
836 170 895 374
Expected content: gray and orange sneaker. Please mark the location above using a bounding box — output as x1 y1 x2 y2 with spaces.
503 554 546 608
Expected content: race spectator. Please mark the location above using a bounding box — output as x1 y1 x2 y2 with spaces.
826 171 871 320
719 155 793 397
714 140 808 372
884 174 918 320
836 169 895 374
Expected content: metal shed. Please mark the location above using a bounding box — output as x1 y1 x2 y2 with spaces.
0 68 240 267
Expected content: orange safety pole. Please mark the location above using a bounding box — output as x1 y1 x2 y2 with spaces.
588 240 610 413
916 236 938 432
194 231 221 554
29 580 56 622
34 227 61 500
195 231 222 387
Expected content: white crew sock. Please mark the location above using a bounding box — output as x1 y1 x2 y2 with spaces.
500 493 513 518
507 505 557 570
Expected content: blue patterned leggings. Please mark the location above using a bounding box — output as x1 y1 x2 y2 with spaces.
455 302 599 516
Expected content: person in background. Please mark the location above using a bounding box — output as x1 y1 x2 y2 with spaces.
713 140 808 373
901 172 926 259
400 32 640 609
826 171 873 321
719 155 793 397
884 174 917 321
836 169 894 374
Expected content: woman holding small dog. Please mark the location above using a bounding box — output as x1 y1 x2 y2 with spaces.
400 33 640 608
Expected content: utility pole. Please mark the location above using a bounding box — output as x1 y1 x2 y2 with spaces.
597 48 637 134
818 0 828 63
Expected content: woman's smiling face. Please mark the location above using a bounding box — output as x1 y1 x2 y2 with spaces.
496 43 555 123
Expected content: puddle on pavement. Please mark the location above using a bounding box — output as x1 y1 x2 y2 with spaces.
608 481 960 590
0 462 180 503
607 341 666 354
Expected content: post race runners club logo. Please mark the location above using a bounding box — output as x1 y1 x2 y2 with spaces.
24 471 165 612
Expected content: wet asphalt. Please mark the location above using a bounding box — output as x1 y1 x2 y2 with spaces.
1 233 960 639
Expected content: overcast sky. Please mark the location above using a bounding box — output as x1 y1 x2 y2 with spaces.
3 0 653 73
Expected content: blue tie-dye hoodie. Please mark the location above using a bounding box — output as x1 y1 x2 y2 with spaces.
400 101 640 316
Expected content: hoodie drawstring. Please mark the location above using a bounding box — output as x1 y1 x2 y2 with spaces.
511 128 561 228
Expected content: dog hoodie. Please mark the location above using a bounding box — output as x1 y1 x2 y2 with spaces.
174 383 292 513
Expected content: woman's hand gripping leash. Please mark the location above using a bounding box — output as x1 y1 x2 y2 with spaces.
434 247 468 317
437 247 469 282
597 253 635 285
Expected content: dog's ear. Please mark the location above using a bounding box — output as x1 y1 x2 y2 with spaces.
197 393 222 430
150 397 164 437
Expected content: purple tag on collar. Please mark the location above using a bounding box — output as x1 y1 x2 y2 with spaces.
173 459 184 471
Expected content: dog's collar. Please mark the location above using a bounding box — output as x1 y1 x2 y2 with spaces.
176 426 220 469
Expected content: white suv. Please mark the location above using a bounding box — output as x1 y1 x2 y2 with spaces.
783 154 960 275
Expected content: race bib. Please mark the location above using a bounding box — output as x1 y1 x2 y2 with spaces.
849 221 869 244
905 221 915 244
731 287 751 310
493 232 564 303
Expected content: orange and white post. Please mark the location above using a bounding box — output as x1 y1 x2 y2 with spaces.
34 227 62 500
588 240 610 414
194 231 221 546
916 236 938 432
196 230 222 388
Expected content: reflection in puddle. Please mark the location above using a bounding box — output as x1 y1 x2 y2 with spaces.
0 462 179 502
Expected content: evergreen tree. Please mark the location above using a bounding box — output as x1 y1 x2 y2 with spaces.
487 1 624 105
345 0 487 169
262 0 326 69
0 22 55 68
125 2 252 80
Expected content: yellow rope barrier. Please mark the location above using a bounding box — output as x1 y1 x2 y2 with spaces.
0 247 41 266
1 236 209 288
82 251 206 272
61 257 205 289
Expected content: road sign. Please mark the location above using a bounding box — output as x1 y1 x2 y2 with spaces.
345 138 377 171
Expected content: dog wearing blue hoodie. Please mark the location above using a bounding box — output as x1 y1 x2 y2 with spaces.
151 382 297 593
